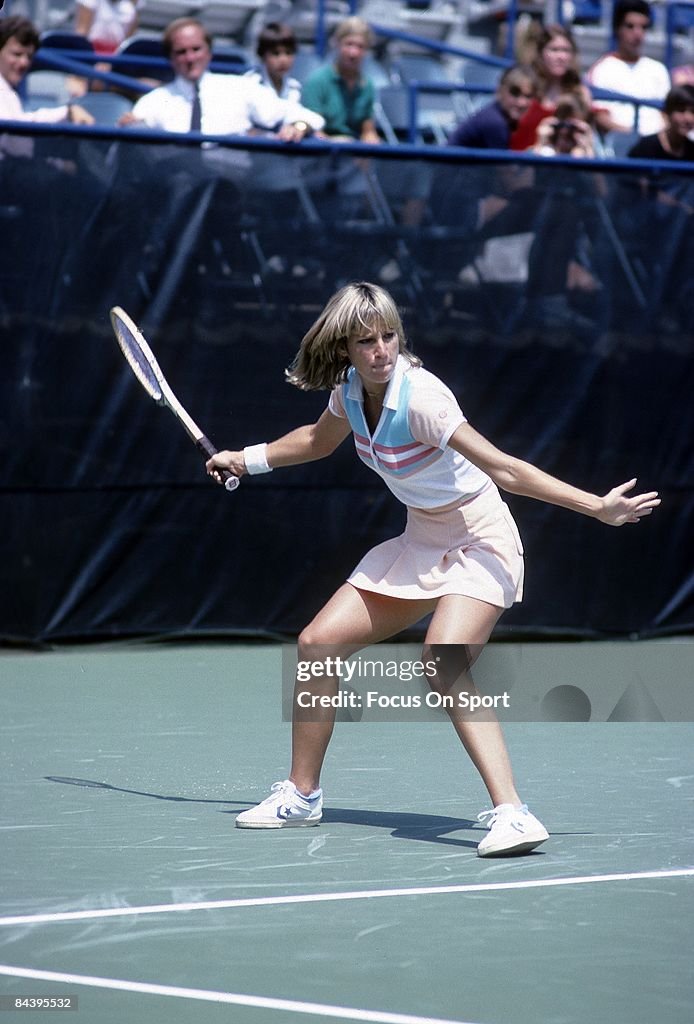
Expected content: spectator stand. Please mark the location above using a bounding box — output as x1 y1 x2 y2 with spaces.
370 20 511 142
665 1 694 69
135 0 265 43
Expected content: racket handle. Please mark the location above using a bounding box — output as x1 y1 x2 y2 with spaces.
196 436 240 493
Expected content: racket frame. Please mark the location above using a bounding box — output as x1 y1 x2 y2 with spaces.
110 306 239 489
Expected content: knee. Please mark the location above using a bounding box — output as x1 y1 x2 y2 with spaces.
297 623 330 661
422 643 476 694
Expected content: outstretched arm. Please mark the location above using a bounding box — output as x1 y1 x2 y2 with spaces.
206 408 351 484
449 423 660 526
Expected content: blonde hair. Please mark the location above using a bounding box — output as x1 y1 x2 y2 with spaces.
286 282 421 391
332 16 374 48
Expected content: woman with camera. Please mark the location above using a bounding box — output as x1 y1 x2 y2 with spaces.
511 24 596 152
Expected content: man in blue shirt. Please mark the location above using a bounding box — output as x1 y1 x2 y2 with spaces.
448 65 536 149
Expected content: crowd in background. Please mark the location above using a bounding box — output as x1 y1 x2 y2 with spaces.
2 1 692 155
1 2 692 337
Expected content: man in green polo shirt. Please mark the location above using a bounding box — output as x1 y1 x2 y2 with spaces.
302 16 380 143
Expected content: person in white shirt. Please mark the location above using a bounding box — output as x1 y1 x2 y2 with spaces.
118 18 291 137
587 0 670 136
74 0 139 56
0 16 94 157
206 282 660 856
244 21 324 142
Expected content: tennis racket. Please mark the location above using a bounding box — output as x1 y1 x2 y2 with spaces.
110 306 239 492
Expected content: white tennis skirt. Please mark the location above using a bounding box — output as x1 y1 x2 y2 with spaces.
348 483 524 609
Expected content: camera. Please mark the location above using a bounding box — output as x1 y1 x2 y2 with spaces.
551 120 578 145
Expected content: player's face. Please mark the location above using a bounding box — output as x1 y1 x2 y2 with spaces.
0 36 35 88
263 45 294 88
616 14 649 61
541 37 575 79
169 25 211 83
347 324 400 392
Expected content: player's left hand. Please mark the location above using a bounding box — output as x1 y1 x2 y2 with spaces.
597 479 661 526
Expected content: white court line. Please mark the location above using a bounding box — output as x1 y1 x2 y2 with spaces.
0 965 475 1024
0 868 692 928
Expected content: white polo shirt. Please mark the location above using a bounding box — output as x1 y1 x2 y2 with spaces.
328 356 491 509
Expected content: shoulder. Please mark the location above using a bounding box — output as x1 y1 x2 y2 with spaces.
467 101 503 128
404 366 466 446
133 81 173 106
587 53 620 79
637 55 668 73
405 364 458 404
207 71 244 90
304 64 332 87
627 133 660 158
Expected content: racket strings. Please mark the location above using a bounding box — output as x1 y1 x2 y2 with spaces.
114 323 163 402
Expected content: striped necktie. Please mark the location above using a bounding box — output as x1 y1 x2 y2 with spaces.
190 81 202 132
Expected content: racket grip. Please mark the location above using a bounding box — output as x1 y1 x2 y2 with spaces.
196 436 240 493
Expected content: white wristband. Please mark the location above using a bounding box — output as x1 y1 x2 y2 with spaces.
243 443 272 475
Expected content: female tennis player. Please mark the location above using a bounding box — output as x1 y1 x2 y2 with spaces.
207 282 659 856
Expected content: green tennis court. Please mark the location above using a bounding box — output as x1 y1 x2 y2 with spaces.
1 642 692 1024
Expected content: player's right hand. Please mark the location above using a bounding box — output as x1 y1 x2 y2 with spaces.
206 450 246 484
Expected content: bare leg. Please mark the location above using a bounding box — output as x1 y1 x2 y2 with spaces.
424 594 521 808
290 584 435 794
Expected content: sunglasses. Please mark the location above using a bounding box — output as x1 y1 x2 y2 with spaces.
507 85 535 99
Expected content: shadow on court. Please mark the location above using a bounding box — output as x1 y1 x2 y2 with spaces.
43 776 589 851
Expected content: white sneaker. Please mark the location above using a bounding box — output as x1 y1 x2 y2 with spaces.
476 803 549 857
235 780 322 829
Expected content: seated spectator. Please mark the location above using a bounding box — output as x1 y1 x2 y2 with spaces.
511 23 595 151
118 18 288 136
0 15 94 158
74 0 139 55
533 92 596 158
301 16 380 143
586 0 670 136
244 22 324 142
621 84 694 334
627 85 694 161
448 64 536 149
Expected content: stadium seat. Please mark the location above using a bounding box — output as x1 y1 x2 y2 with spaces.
389 51 452 85
34 32 95 75
23 70 73 110
290 50 324 84
38 31 95 53
605 130 642 159
460 60 502 89
198 0 266 43
398 4 458 43
114 34 172 82
289 0 351 45
77 91 135 125
209 43 252 74
137 0 197 33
